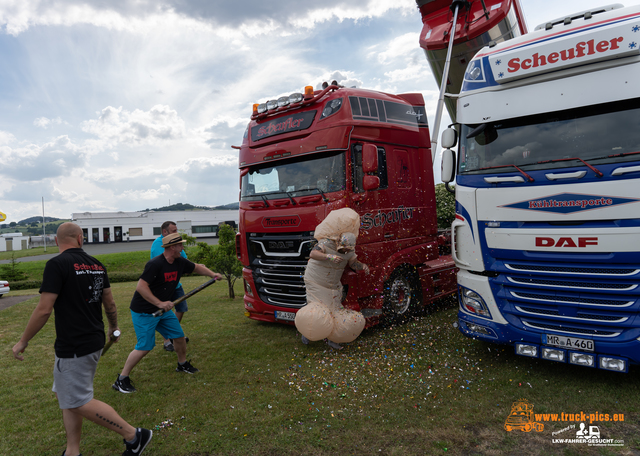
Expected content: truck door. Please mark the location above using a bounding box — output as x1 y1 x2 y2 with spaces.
350 142 388 246
388 148 415 240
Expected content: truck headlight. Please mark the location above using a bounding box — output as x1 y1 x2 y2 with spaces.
244 279 254 297
599 356 627 372
459 287 491 318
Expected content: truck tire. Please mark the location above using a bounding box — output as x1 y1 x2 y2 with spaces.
383 266 421 320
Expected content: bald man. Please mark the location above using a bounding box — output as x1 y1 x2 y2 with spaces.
12 222 152 456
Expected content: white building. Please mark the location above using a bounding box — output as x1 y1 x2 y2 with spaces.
0 233 30 252
71 210 239 244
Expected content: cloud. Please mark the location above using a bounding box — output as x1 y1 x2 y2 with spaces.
0 0 416 36
0 130 16 145
314 70 363 90
2 180 56 203
176 156 240 206
0 135 88 181
33 116 66 129
81 104 186 146
0 0 438 224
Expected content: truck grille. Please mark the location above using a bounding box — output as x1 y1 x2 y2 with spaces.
506 264 638 275
247 232 313 309
522 321 620 337
494 260 640 340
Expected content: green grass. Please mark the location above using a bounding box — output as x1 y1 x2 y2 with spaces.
2 260 640 455
2 249 196 282
0 246 60 261
1 251 150 282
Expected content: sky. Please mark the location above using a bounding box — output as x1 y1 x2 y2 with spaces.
1 0 638 224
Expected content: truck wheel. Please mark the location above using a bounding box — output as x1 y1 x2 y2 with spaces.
383 266 421 320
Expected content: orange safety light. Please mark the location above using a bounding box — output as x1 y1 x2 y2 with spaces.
304 86 314 99
252 104 259 115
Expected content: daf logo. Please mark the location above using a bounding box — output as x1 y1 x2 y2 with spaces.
535 237 598 248
406 110 423 120
268 241 295 250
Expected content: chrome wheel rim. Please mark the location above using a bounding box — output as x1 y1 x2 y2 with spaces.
389 277 412 315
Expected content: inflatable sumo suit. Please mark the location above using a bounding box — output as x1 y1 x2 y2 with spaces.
295 208 366 343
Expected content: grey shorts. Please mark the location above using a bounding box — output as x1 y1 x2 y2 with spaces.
52 349 101 409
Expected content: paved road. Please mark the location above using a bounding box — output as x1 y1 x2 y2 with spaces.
0 237 219 264
0 294 38 311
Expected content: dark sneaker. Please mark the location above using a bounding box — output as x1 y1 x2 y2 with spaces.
326 339 343 350
112 375 136 393
163 341 174 352
123 427 152 455
301 335 310 345
176 360 199 374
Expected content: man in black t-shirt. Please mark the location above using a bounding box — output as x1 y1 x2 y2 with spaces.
12 222 152 456
113 232 223 393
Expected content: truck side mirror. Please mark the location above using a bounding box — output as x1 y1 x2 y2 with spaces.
363 175 380 191
362 143 378 173
441 148 456 183
441 128 458 149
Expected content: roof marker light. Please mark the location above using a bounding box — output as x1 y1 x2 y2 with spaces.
257 103 267 114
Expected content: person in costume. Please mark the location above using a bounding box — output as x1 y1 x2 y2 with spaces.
296 208 369 349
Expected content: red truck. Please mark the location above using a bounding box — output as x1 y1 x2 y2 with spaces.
236 83 457 326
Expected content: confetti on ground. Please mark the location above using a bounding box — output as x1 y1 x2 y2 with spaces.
155 419 174 430
278 305 504 425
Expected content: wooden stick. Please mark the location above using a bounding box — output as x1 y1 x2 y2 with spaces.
152 278 217 317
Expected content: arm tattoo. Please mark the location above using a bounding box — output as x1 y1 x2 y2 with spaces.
104 307 118 328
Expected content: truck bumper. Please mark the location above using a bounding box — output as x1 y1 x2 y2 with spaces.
458 312 639 371
242 268 296 325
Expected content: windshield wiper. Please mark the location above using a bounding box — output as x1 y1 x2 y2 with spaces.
535 157 603 178
285 192 296 205
476 164 535 182
315 188 328 202
607 150 640 159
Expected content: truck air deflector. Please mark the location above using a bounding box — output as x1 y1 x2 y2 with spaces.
349 96 429 128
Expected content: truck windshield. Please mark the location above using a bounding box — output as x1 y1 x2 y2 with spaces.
241 151 346 200
458 97 640 174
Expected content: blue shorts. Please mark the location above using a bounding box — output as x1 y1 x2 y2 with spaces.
173 285 188 313
131 310 185 351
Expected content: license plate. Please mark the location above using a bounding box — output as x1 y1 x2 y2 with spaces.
544 334 594 352
274 311 296 321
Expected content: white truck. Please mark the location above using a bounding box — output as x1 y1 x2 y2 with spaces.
425 2 640 372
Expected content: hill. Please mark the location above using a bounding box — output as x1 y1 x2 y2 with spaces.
212 202 239 210
18 216 61 225
140 202 238 211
